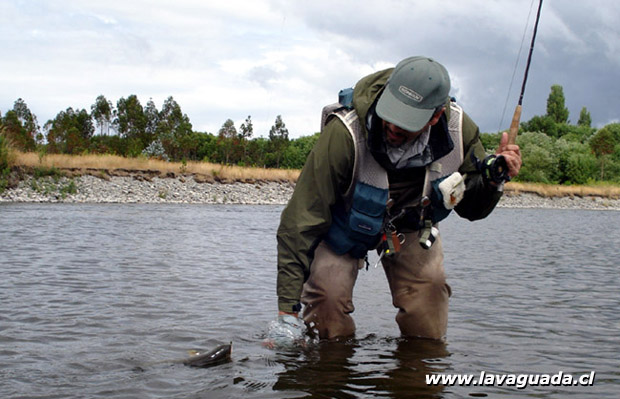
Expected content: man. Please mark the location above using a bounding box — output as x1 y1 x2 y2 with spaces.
273 56 521 342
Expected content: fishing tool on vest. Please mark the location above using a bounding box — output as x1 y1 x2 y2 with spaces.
373 228 406 268
372 206 406 268
416 195 440 250
419 219 439 250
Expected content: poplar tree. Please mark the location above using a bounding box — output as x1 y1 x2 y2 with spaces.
546 84 569 124
577 107 592 127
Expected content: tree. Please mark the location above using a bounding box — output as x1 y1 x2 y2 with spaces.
114 95 146 142
577 107 592 127
598 122 620 142
44 107 94 154
546 84 569 124
281 132 319 169
1 111 35 151
589 126 617 180
239 115 253 140
522 114 596 142
218 119 237 164
143 98 159 145
239 115 254 163
91 95 114 135
1 99 39 150
246 137 269 167
157 96 193 160
269 115 289 168
195 132 219 163
13 98 40 144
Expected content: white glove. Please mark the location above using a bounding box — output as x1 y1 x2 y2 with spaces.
263 314 307 349
438 172 466 209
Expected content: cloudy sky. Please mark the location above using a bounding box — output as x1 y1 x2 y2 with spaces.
1 0 619 139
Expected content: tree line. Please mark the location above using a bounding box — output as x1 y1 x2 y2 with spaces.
479 84 620 184
0 95 318 170
2 85 620 184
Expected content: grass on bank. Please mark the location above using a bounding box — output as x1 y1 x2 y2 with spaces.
506 182 620 199
13 151 300 183
8 151 620 199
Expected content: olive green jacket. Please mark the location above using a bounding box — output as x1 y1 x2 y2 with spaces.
276 68 503 313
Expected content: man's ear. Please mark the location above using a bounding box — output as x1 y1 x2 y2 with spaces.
428 107 445 126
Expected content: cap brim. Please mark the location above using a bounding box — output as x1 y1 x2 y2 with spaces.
376 88 435 133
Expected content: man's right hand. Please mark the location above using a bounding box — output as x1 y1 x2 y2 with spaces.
263 313 307 349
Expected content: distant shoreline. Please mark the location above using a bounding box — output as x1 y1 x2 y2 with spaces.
2 173 620 211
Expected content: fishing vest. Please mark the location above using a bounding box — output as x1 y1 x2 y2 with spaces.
322 101 465 259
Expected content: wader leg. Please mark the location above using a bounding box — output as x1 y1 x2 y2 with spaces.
301 241 361 340
381 232 451 339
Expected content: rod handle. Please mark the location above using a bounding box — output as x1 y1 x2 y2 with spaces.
507 104 522 145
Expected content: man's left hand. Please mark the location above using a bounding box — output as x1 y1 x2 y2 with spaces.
496 132 522 178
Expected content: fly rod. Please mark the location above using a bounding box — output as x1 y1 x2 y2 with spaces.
507 0 544 145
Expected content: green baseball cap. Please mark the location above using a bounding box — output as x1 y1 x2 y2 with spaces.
376 56 451 132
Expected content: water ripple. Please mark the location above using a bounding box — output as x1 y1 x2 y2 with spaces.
0 204 618 398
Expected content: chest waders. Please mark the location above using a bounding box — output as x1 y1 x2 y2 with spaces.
320 99 465 258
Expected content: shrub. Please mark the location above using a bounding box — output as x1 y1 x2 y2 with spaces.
142 139 169 161
561 152 599 184
0 131 16 193
516 132 559 183
0 133 13 170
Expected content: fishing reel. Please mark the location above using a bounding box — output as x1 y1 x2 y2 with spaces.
473 153 510 185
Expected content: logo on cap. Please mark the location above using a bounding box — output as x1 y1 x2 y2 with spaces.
398 85 423 102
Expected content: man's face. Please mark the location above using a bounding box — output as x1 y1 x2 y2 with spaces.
382 120 428 147
381 107 444 147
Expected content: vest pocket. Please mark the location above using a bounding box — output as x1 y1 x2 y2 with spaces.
324 182 387 258
349 209 382 236
348 182 388 238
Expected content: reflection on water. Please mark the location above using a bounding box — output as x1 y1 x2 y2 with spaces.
273 337 449 398
0 204 619 398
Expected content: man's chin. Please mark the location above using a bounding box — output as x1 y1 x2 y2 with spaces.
386 137 405 147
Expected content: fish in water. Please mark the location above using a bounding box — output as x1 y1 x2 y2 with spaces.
183 343 232 368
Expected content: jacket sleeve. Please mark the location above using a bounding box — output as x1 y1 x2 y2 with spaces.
455 112 503 221
276 119 354 313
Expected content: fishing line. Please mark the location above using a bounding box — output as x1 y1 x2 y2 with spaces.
507 0 544 144
498 0 537 133
518 0 544 106
477 0 543 184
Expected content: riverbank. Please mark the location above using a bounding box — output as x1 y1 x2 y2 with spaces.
2 173 620 210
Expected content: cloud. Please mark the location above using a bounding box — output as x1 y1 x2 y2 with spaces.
1 0 619 138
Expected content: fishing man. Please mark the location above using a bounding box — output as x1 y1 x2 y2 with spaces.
272 56 522 342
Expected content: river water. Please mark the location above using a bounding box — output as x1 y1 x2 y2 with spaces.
0 204 618 398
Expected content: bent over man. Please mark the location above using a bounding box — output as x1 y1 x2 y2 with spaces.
274 56 521 341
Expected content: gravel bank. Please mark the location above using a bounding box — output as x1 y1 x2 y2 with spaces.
2 174 620 211
0 175 294 205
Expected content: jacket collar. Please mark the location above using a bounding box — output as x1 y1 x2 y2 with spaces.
366 102 454 171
